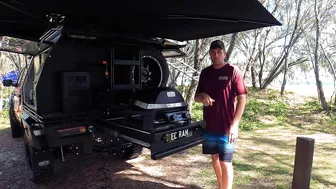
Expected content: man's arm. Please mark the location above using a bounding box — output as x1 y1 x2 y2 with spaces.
231 67 247 125
228 94 246 143
229 66 248 142
232 94 246 126
195 92 215 106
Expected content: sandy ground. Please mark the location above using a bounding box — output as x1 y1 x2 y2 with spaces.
0 126 209 189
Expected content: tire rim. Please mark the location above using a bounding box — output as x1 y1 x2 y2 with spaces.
141 56 163 88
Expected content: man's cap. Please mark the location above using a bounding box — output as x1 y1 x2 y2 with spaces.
210 40 225 50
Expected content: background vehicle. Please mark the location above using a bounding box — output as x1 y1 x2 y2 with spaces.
1 0 281 184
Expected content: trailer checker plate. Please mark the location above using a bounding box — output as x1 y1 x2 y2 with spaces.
165 128 192 143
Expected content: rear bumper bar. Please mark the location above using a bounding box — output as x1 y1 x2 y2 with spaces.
151 138 204 160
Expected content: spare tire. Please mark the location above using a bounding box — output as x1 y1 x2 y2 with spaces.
140 47 169 88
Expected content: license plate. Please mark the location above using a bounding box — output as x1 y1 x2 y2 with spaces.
165 129 192 143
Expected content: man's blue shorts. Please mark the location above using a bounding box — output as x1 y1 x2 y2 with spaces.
202 132 234 162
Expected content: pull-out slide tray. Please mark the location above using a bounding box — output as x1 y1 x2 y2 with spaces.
96 117 206 160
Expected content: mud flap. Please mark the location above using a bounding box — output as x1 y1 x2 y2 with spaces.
25 139 55 183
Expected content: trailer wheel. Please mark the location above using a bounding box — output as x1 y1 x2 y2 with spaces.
9 107 23 138
121 144 143 160
141 47 169 88
24 139 55 183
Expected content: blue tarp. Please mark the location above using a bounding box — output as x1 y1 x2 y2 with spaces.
1 70 19 84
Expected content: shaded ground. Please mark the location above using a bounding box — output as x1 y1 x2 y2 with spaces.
0 126 205 189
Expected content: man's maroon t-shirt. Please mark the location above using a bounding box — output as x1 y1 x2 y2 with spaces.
195 63 247 134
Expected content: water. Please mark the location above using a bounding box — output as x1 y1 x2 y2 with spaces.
245 80 335 99
285 82 334 98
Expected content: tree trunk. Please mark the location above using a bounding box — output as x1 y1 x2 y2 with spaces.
258 49 265 89
313 0 329 111
251 66 257 88
261 58 308 89
186 39 202 112
243 31 259 79
280 58 289 95
262 0 303 91
281 0 303 95
224 33 238 62
181 67 186 97
320 44 336 105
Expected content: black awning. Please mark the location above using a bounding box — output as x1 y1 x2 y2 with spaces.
0 0 281 41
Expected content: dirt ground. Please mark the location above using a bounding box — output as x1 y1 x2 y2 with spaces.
0 126 210 189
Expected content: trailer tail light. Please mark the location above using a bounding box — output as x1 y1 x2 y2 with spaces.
57 126 87 137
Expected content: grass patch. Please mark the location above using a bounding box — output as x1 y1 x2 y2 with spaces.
234 127 335 189
190 127 336 189
0 110 10 135
197 169 218 189
290 99 336 135
310 142 336 189
240 97 289 131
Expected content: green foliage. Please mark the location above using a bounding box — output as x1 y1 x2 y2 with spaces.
191 103 203 122
300 100 322 111
240 87 294 130
240 98 289 131
2 87 13 99
175 85 190 98
0 110 9 124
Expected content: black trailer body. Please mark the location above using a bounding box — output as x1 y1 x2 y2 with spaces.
5 34 206 182
20 34 205 146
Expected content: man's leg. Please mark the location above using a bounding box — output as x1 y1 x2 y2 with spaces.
202 132 222 188
211 154 223 188
219 161 233 189
218 135 235 189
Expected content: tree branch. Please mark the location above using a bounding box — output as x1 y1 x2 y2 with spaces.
224 33 238 62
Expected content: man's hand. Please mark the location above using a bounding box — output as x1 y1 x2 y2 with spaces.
196 93 215 107
228 94 246 143
228 122 239 143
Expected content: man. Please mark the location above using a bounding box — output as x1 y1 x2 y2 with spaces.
194 40 247 189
